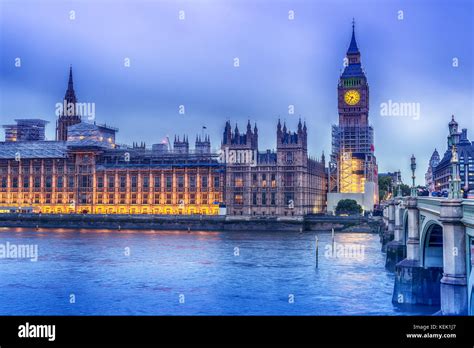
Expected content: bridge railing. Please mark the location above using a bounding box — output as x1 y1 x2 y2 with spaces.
416 197 443 215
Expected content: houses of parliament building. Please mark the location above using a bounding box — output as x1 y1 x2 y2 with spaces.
0 68 327 216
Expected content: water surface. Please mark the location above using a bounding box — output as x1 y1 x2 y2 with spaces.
0 228 436 315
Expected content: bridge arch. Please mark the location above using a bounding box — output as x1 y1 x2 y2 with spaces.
421 221 443 268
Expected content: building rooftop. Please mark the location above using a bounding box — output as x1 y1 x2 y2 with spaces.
0 141 68 159
341 63 365 79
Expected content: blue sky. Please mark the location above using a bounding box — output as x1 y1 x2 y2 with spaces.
0 0 473 184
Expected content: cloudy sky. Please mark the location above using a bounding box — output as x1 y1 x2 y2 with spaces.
0 0 473 184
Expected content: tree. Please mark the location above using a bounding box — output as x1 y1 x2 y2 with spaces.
400 184 410 196
378 176 392 201
379 176 410 200
335 199 363 216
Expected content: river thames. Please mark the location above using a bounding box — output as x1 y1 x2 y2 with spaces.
0 228 436 315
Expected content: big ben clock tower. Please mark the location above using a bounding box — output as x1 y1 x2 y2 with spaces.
337 20 369 127
329 20 378 212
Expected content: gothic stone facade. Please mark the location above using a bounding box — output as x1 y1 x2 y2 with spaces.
433 116 474 194
221 120 327 217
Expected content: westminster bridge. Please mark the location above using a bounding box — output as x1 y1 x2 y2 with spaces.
381 196 474 315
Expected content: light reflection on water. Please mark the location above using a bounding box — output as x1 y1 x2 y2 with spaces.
0 228 437 315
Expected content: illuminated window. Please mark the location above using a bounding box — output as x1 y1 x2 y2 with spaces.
234 174 243 188
234 194 243 205
262 174 267 188
153 194 160 204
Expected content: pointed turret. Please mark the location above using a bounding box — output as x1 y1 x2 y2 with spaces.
342 19 362 70
63 66 78 114
449 115 458 132
223 121 232 145
347 18 359 55
253 122 258 148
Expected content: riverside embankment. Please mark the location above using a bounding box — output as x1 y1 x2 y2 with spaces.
0 213 382 232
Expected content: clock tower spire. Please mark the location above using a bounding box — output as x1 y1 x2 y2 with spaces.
347 18 360 64
338 19 368 127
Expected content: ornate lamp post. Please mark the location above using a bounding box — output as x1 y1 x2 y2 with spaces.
396 171 402 197
410 154 417 197
448 145 462 199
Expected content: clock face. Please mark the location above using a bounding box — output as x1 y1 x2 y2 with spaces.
344 89 360 105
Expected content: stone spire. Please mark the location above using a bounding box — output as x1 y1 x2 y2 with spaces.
347 18 359 55
63 65 78 114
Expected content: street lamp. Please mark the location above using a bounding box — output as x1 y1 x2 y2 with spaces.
410 154 417 197
396 171 402 197
448 145 461 199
